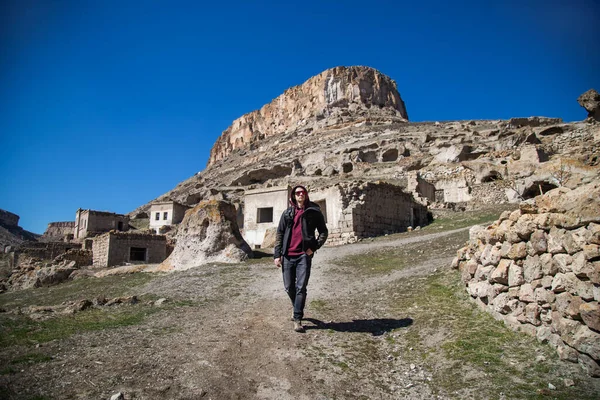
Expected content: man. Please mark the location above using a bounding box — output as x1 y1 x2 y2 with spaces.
274 185 328 332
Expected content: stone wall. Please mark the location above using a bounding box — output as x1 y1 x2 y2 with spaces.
53 249 93 267
0 209 19 227
14 242 82 267
93 232 166 268
452 183 600 376
326 182 428 246
470 181 511 205
75 209 129 239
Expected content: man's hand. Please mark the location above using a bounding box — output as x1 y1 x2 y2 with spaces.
274 257 282 268
306 248 313 256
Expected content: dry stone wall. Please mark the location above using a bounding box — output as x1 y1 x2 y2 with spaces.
452 182 600 376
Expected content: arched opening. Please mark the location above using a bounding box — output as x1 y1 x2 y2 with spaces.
522 181 558 199
481 171 503 182
381 148 399 162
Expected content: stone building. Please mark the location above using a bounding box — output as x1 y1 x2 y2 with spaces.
314 182 430 246
243 186 290 248
406 172 436 204
92 232 166 268
74 209 129 240
149 201 190 234
242 182 429 248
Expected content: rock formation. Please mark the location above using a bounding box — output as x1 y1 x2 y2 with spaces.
578 89 600 122
208 66 408 165
453 182 600 376
160 200 252 270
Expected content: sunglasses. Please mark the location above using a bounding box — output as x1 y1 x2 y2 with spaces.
294 190 306 196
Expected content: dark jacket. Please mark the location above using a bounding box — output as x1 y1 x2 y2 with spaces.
274 186 328 259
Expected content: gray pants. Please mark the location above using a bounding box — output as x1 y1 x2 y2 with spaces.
282 254 312 321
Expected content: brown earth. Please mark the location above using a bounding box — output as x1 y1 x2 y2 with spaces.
1 219 599 399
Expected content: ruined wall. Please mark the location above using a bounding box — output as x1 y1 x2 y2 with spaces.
435 178 472 203
326 182 428 246
353 182 428 238
0 209 19 227
470 181 511 205
41 222 75 241
53 249 93 267
15 242 81 266
93 232 166 267
453 184 600 376
406 172 436 202
92 234 110 267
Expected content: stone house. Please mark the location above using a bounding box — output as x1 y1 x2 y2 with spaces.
242 182 429 248
74 209 129 240
243 186 290 248
92 232 166 267
149 201 190 234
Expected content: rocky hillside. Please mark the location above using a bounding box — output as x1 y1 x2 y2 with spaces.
130 66 600 218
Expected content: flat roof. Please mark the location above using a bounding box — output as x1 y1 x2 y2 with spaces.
244 186 290 195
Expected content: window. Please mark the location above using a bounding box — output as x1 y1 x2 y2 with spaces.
117 221 123 231
257 207 273 223
155 212 160 221
163 211 168 220
130 247 147 262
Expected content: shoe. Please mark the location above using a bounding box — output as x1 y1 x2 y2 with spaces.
293 320 305 333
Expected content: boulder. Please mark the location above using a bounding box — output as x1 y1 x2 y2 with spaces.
160 200 253 270
577 89 600 121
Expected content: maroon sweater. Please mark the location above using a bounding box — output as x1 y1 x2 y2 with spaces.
287 207 305 256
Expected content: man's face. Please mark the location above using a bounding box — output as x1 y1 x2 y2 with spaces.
294 188 306 205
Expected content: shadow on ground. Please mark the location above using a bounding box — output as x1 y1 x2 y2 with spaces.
303 318 413 336
251 250 274 259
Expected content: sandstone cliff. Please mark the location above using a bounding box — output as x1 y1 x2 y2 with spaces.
207 66 408 165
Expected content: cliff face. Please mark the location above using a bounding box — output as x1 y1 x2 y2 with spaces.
207 66 408 166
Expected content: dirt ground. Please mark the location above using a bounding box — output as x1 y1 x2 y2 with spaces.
1 227 599 400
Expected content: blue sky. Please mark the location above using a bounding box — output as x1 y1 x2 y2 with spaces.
1 0 599 234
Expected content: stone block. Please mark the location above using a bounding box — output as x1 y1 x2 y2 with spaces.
523 255 542 282
555 292 583 319
551 272 578 294
490 259 511 285
580 302 600 332
508 263 525 287
540 253 556 276
528 230 547 255
507 242 527 260
553 253 573 274
547 226 567 254
519 283 535 303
